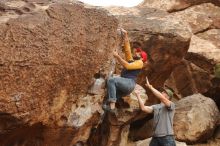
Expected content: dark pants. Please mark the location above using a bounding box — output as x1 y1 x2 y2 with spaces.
150 136 176 146
107 76 135 103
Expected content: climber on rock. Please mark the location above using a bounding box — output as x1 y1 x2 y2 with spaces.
102 28 147 113
135 77 176 146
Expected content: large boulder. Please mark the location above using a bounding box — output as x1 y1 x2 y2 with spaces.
169 3 220 34
174 94 219 144
197 29 220 49
184 30 220 108
193 126 220 146
165 60 212 99
96 4 192 146
165 29 220 100
106 4 192 93
139 0 220 12
0 0 118 145
186 35 220 73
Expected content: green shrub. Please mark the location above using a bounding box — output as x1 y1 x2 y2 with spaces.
214 63 220 78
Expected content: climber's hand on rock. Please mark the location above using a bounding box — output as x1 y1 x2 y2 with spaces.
120 28 127 35
113 50 119 58
117 28 128 41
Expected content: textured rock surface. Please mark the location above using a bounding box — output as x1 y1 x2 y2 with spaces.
174 94 219 144
140 0 220 12
166 28 220 100
197 29 220 48
183 24 220 75
106 4 192 96
186 35 220 73
0 0 118 145
89 84 148 146
169 3 220 34
129 117 154 141
183 29 220 108
1 0 220 146
189 126 220 146
165 60 212 98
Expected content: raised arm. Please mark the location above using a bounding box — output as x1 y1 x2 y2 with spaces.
121 29 133 62
145 77 172 107
134 91 153 113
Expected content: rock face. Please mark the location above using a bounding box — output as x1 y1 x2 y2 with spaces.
182 30 220 107
174 94 219 144
187 35 220 67
0 0 220 146
89 84 148 146
0 0 118 145
165 60 212 99
166 28 220 102
170 3 220 34
197 29 220 48
89 3 192 145
106 3 192 94
140 0 220 12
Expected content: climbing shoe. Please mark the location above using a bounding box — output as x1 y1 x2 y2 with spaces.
102 104 118 114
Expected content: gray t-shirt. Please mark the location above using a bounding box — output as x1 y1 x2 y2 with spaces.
152 102 175 137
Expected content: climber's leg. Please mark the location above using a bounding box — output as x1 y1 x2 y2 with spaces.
105 76 135 110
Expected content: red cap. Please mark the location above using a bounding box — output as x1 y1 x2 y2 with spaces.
135 48 147 62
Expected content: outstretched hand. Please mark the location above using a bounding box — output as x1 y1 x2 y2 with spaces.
134 90 140 97
145 76 152 89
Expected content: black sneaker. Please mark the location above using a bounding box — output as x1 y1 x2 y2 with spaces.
102 104 111 111
102 104 117 114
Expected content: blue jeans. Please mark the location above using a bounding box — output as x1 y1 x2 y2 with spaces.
107 77 135 103
150 136 176 146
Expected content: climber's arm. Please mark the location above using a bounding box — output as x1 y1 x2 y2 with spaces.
113 51 143 70
121 29 133 62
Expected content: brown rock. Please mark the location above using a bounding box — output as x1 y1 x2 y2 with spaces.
89 84 148 146
129 118 154 141
186 35 220 73
0 1 118 145
122 84 148 110
169 3 220 34
166 29 220 101
190 126 220 146
174 94 219 144
165 60 212 98
139 0 220 12
105 4 192 93
197 29 220 49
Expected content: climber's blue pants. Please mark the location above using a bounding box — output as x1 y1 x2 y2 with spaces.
107 76 135 103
